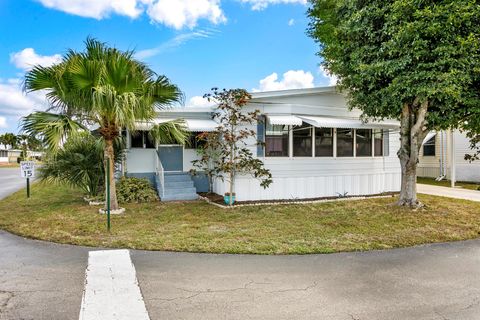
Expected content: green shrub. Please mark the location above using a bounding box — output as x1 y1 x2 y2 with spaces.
116 177 158 203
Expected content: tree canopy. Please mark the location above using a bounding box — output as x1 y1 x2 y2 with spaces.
308 0 480 128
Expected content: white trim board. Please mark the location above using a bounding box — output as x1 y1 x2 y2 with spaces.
79 250 150 320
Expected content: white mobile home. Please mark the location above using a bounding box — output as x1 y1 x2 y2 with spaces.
418 130 480 183
125 87 402 202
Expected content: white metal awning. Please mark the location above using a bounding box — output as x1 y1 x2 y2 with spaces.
297 116 399 129
266 115 303 126
135 118 218 132
422 131 437 145
183 119 218 132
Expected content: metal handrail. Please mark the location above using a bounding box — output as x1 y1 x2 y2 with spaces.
154 150 165 198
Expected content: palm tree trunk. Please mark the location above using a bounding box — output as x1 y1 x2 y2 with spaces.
105 139 119 210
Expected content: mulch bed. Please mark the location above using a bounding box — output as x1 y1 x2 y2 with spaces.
199 192 398 207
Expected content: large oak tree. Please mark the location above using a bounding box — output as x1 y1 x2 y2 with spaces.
308 0 480 207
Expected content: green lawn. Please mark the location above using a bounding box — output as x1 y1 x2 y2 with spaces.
1 183 480 254
417 177 480 191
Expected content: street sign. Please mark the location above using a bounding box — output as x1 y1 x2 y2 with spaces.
20 161 35 178
20 161 35 198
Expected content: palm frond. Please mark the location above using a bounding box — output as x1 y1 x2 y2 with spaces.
148 119 189 145
20 112 87 153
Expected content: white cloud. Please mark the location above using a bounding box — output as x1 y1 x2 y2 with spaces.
186 96 216 108
0 78 48 117
288 18 295 26
239 0 307 10
146 0 225 29
253 70 314 92
135 29 216 59
36 0 225 29
10 48 62 71
318 65 338 86
0 117 7 129
36 0 144 19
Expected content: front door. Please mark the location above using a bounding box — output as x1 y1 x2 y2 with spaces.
158 145 183 172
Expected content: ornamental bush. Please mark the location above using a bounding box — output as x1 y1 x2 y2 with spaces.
116 177 158 203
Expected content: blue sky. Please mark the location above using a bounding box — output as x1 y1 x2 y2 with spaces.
0 0 335 134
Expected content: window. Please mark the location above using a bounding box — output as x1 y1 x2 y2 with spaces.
186 132 207 149
0 150 7 157
293 123 313 157
265 124 289 157
373 129 383 156
423 136 436 156
356 129 372 157
130 131 155 149
337 128 354 157
315 128 333 157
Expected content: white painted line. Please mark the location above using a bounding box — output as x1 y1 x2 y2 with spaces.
79 249 150 320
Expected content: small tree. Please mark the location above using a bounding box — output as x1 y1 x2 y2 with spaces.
203 88 272 205
190 131 222 194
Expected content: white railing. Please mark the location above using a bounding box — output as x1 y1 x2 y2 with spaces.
154 150 165 198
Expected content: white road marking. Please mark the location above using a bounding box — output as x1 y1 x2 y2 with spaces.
79 250 150 320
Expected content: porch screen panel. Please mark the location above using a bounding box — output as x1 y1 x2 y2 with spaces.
265 123 289 157
315 128 333 157
293 123 313 157
356 129 372 157
130 132 143 148
383 129 390 156
257 116 265 157
373 129 383 156
337 128 354 157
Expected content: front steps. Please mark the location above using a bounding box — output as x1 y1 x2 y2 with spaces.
156 172 198 201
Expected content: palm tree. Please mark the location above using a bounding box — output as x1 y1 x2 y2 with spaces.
2 133 18 149
21 38 187 210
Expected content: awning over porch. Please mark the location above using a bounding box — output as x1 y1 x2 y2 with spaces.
266 115 303 126
297 115 399 129
135 118 218 132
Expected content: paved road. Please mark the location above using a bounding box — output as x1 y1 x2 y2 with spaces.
418 183 480 202
0 167 27 200
1 230 480 320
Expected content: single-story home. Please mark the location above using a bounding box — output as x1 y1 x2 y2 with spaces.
125 87 402 201
418 130 480 183
0 149 44 163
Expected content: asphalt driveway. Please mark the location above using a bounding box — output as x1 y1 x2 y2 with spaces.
1 230 479 320
0 167 28 200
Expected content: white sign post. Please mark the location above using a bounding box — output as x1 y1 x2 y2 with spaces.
20 161 35 198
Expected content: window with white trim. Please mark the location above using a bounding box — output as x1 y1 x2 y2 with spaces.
265 123 289 157
356 129 372 157
315 128 334 157
293 122 313 157
337 128 354 157
373 129 384 156
423 136 436 156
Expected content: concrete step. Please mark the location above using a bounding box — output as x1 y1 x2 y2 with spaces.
163 187 197 196
161 193 199 201
164 180 194 188
164 174 192 183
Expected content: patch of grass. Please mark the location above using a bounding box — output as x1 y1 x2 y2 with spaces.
1 183 480 254
417 177 480 191
0 163 20 168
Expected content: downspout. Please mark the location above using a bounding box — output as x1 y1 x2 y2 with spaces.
450 129 456 188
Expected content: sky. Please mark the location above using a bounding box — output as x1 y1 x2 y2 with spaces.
0 0 336 134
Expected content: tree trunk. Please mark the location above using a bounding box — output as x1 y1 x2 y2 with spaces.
396 101 429 207
105 139 119 210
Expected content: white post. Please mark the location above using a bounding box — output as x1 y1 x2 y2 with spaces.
450 130 456 188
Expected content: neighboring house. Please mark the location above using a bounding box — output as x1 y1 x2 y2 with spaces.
418 130 480 183
125 87 401 201
0 149 8 163
0 149 44 163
